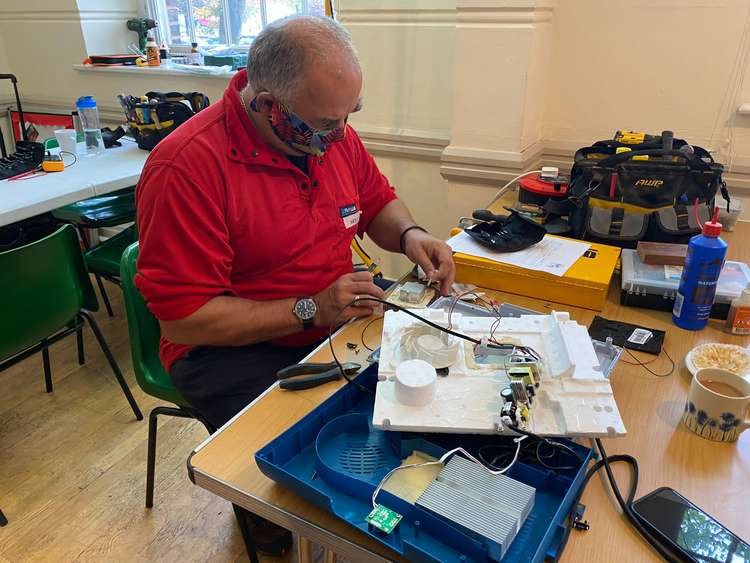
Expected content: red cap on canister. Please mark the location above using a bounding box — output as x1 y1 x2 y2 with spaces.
702 207 722 237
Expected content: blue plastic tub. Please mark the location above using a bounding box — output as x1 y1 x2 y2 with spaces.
256 365 594 562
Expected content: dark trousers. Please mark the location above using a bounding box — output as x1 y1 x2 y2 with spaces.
170 341 320 430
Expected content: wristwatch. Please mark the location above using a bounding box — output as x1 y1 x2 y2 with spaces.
293 297 317 330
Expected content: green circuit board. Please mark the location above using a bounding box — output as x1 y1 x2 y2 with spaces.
366 504 403 534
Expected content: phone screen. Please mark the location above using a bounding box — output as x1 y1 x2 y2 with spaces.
632 488 750 563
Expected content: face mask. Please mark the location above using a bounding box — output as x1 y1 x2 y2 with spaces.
250 96 346 156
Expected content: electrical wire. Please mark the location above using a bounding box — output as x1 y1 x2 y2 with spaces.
329 296 540 394
371 438 527 510
623 347 675 377
360 315 381 352
479 435 582 472
328 296 486 396
487 170 542 207
593 438 680 562
553 453 639 561
59 150 78 168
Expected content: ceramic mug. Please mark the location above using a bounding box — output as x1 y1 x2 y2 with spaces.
682 368 750 442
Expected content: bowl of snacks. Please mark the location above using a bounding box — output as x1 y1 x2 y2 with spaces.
685 343 750 379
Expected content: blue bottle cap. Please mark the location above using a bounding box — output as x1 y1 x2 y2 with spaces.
76 96 97 108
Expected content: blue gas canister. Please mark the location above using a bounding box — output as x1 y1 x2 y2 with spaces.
672 207 727 330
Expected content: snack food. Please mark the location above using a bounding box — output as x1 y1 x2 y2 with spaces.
690 343 750 376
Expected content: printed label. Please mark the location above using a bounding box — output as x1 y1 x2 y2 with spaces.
343 211 361 229
731 308 750 334
673 292 684 317
339 204 358 218
664 265 683 281
627 328 653 345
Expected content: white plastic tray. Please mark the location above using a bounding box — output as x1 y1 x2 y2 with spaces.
373 309 627 437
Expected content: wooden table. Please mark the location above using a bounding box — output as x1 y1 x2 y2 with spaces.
188 224 750 562
0 141 147 227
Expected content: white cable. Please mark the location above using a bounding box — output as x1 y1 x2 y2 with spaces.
371 437 528 509
487 170 542 207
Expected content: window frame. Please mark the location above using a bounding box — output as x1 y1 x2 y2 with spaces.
148 0 316 51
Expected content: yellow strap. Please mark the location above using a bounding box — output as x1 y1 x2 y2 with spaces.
128 119 175 131
589 197 674 214
617 131 646 144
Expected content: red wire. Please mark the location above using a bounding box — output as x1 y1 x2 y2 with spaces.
620 355 659 366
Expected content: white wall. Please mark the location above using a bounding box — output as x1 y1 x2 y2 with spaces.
545 0 750 168
0 1 230 122
1 0 749 278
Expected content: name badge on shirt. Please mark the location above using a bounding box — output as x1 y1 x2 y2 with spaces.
339 204 361 229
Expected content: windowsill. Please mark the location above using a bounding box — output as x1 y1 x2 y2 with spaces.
73 64 236 80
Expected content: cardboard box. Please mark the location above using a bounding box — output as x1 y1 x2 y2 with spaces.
453 238 621 311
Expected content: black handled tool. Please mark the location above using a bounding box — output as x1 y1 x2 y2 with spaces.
276 361 360 391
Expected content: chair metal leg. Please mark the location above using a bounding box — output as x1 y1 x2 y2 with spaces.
94 275 114 317
0 508 7 526
146 405 194 508
232 504 261 563
41 340 52 393
76 326 85 365
79 310 143 421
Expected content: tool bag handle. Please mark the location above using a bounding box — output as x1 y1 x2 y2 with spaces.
596 149 712 172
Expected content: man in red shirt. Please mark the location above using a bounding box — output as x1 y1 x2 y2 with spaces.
136 15 454 432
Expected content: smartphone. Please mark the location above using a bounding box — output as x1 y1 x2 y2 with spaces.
631 487 750 563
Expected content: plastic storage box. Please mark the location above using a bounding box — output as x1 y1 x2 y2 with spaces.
620 249 750 319
255 365 594 562
718 195 744 232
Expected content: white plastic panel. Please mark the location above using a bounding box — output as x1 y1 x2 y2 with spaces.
373 310 627 437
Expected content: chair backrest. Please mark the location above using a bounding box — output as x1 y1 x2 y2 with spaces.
120 242 188 406
0 224 98 362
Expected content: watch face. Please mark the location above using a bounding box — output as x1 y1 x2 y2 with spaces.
294 298 317 321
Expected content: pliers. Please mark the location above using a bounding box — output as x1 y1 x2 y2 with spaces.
276 361 361 391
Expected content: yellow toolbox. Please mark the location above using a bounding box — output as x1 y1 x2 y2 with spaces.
453 237 621 311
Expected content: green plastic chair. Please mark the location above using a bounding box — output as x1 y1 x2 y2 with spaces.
120 242 204 507
54 187 136 318
0 224 142 421
85 224 138 278
121 242 270 561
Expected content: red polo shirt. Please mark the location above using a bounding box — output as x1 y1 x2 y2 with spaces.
135 70 397 372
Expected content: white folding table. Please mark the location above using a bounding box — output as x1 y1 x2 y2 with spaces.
0 142 148 227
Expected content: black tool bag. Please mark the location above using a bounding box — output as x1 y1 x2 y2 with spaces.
560 137 727 247
128 91 209 151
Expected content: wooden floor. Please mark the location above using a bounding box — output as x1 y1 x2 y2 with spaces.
0 281 289 562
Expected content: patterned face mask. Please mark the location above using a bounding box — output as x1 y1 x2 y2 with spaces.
250 96 346 156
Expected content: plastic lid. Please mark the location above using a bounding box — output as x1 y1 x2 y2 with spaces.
76 96 96 109
702 207 722 237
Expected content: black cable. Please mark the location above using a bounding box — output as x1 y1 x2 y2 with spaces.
328 296 542 396
360 315 380 352
477 425 583 471
594 438 680 562
478 437 582 472
59 150 78 168
624 347 675 377
554 454 639 561
328 296 490 396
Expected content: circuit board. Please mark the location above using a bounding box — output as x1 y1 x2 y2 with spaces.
373 309 627 437
366 504 403 533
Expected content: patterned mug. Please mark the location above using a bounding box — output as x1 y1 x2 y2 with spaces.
682 368 750 442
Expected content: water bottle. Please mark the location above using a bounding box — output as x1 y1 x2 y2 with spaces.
75 96 105 156
672 207 727 330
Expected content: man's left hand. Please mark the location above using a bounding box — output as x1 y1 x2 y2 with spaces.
402 228 455 296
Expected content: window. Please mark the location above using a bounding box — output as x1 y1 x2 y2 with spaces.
149 0 328 49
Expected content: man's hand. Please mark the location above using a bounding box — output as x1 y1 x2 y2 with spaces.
313 271 386 327
402 229 455 295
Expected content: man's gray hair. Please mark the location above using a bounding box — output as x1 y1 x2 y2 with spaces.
246 15 358 104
